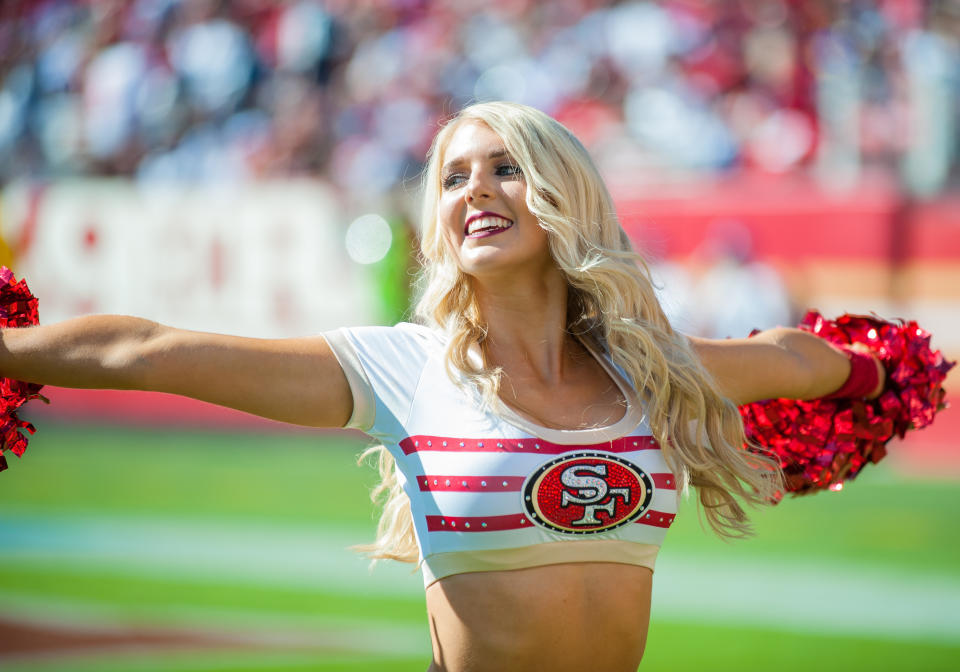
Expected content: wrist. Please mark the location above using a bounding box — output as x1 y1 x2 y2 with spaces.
823 345 884 400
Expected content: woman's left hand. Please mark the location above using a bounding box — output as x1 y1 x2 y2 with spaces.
847 342 885 399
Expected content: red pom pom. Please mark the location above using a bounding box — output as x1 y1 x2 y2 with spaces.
0 267 45 472
740 311 955 499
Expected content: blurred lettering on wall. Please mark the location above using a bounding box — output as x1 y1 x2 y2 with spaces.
0 180 379 336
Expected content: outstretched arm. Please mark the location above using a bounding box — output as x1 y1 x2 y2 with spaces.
0 315 354 427
690 327 884 405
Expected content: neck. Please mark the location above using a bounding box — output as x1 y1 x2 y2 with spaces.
472 265 574 384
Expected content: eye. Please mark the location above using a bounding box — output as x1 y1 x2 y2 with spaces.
442 173 466 190
497 163 522 178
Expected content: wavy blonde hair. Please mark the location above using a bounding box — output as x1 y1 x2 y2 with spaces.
358 101 781 563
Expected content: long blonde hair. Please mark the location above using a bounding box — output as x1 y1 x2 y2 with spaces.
358 101 781 563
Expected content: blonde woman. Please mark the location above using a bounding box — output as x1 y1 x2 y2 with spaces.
0 102 883 671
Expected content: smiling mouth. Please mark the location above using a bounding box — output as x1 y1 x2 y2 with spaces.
465 214 514 238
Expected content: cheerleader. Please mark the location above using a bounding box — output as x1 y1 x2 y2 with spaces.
0 102 949 672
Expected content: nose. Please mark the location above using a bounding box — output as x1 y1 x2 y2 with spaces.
465 170 492 203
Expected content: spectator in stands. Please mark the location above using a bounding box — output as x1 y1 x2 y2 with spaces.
0 0 955 197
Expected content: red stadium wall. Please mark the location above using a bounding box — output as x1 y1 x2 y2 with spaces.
616 174 901 262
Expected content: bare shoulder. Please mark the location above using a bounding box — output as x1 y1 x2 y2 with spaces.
141 327 354 427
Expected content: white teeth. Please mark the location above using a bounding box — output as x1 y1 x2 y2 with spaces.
467 216 513 235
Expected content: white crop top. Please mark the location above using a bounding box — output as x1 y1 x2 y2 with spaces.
324 323 679 586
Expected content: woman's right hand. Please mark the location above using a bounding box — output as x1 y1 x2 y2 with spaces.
0 316 354 427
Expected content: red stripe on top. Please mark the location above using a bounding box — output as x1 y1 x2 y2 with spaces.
424 509 676 533
418 476 526 492
425 513 531 532
400 435 659 456
635 511 676 528
651 473 676 490
417 473 675 493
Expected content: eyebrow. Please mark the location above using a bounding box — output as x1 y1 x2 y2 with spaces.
441 149 510 174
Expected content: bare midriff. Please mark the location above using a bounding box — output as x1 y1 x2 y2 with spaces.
424 562 653 672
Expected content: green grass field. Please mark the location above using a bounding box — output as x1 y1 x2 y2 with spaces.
1 423 959 671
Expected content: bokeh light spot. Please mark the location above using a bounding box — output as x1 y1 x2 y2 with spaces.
345 214 392 265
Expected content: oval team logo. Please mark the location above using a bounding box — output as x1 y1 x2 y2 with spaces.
523 452 653 534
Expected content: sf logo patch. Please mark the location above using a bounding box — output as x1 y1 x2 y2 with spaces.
522 452 653 534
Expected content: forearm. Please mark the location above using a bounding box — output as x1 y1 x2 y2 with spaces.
1 314 353 426
692 327 867 404
756 327 851 399
0 315 160 390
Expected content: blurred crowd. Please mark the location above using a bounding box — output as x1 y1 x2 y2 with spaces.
1 0 958 200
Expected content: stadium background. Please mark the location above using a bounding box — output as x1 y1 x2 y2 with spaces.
0 0 959 670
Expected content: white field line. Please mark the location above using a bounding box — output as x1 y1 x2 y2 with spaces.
653 553 960 643
2 511 959 646
0 511 423 596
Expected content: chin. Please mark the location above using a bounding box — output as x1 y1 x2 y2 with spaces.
461 249 552 279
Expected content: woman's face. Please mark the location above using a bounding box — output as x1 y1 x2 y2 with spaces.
437 121 552 280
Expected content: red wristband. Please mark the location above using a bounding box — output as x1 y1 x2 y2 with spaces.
823 346 881 400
